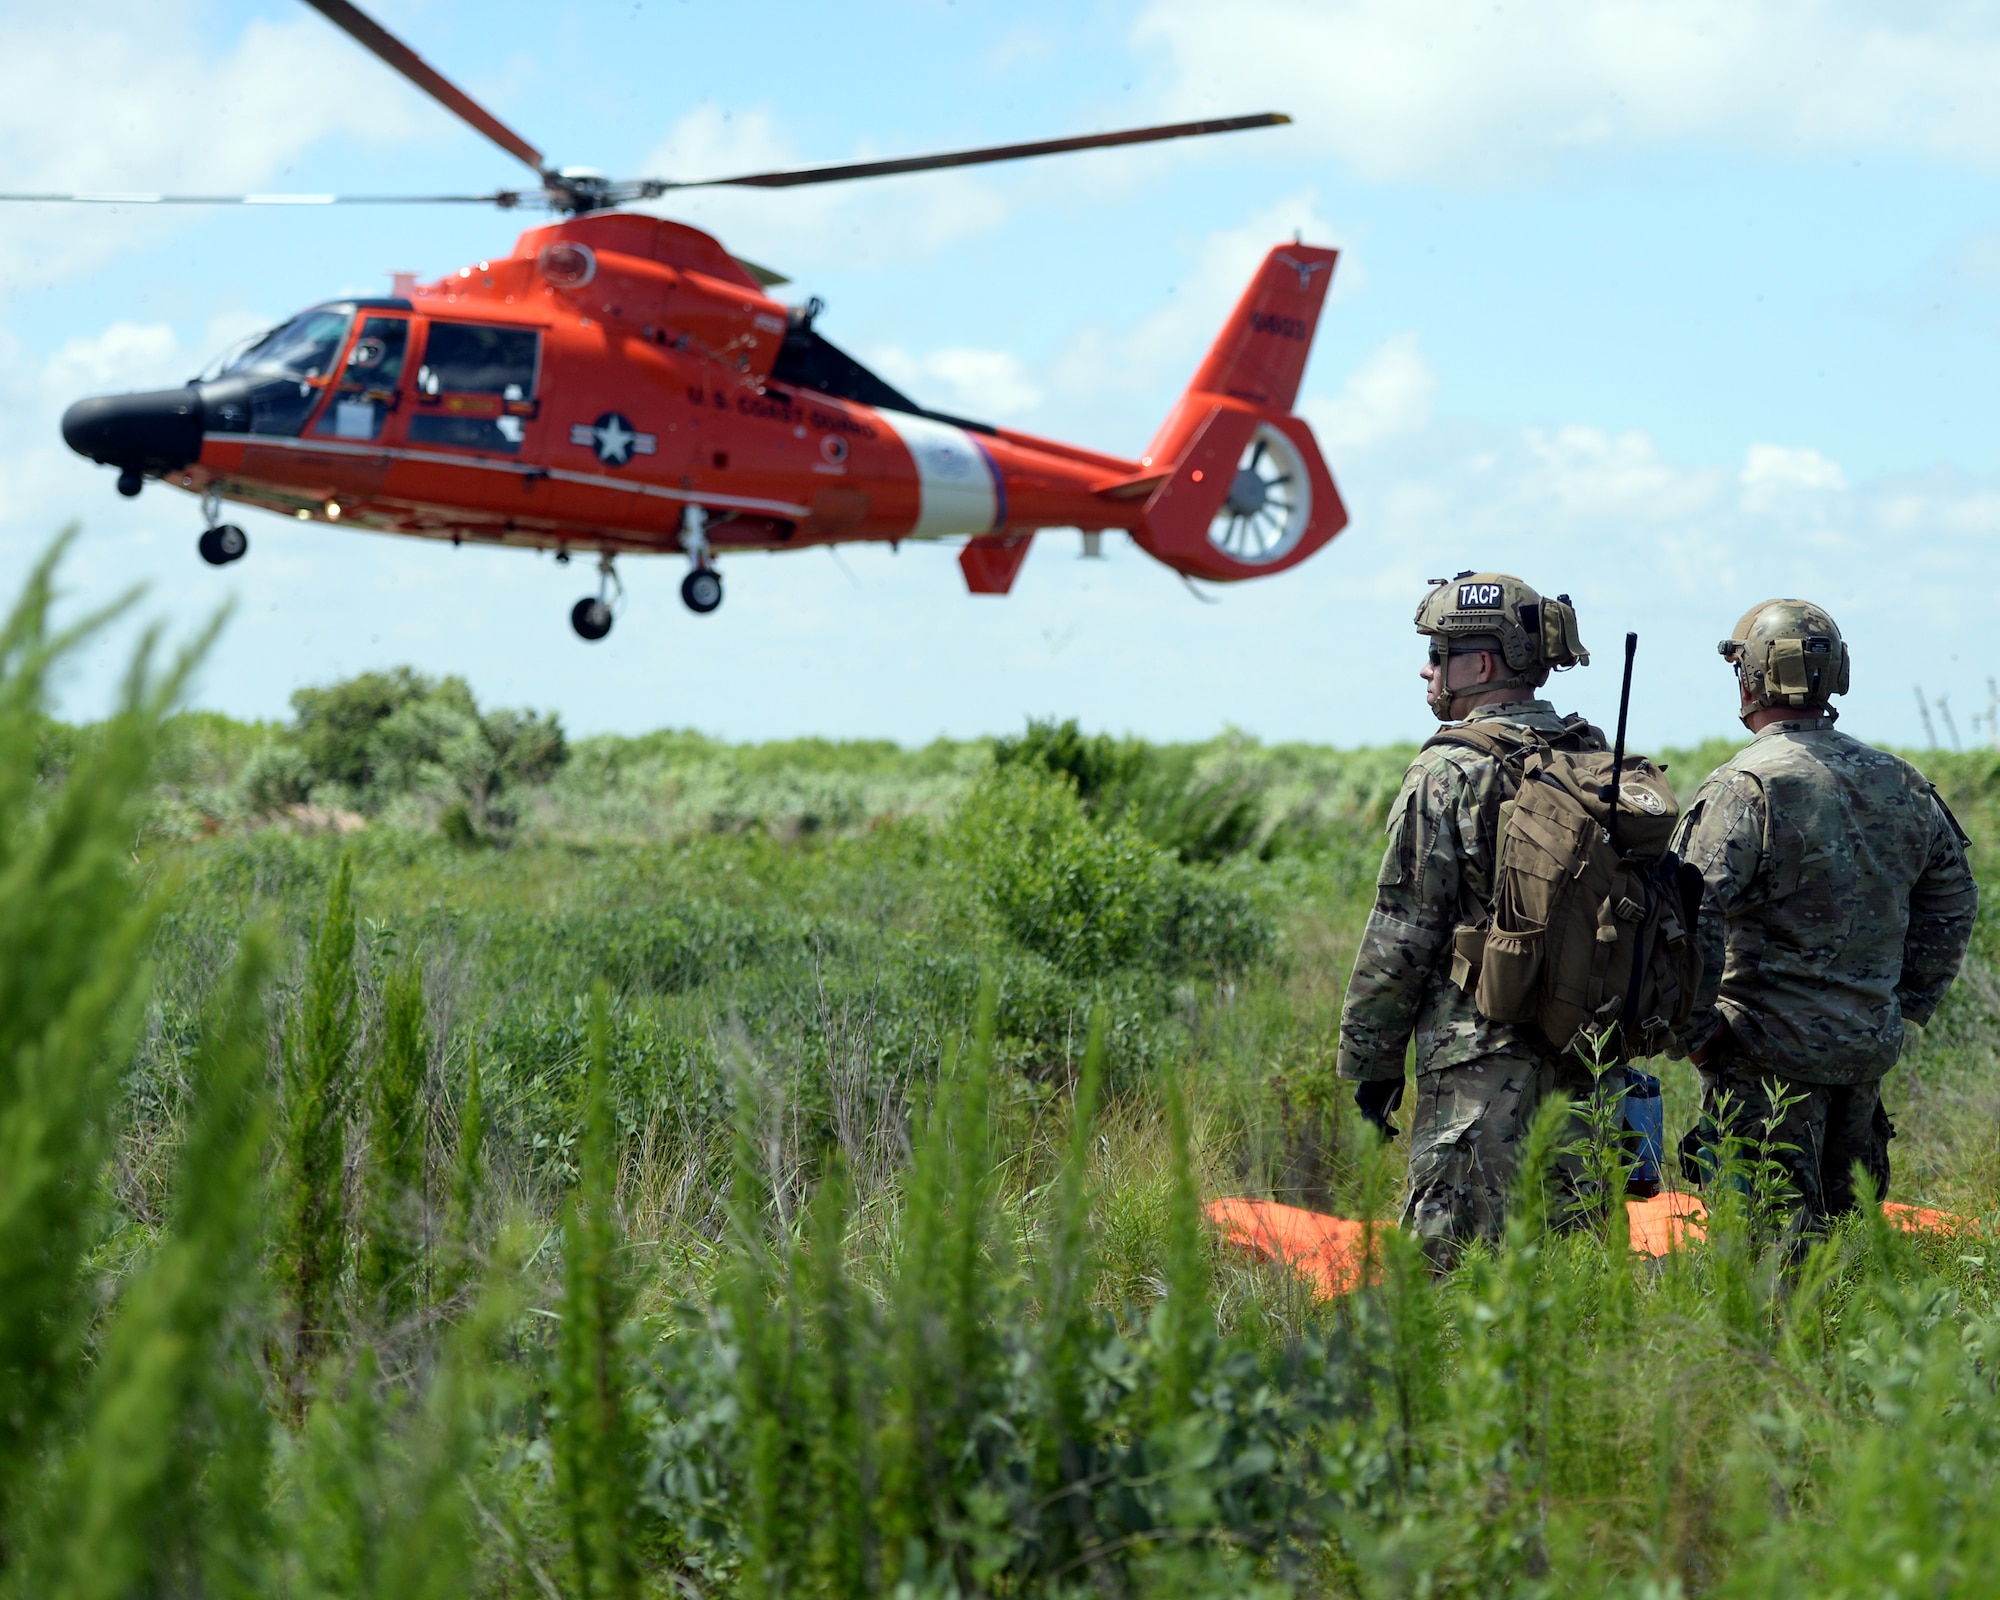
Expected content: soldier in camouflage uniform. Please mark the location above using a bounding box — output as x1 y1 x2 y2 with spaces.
1673 599 1978 1235
1337 573 1599 1263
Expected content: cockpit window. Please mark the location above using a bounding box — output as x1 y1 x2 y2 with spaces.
224 306 354 382
205 304 356 437
416 323 538 395
311 316 409 442
409 322 540 454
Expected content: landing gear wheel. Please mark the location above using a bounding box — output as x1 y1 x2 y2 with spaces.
570 597 613 641
198 525 248 566
681 568 722 614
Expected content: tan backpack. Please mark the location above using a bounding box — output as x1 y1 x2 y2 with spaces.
1429 724 1705 1061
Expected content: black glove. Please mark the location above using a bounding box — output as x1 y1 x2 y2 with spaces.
1354 1078 1405 1140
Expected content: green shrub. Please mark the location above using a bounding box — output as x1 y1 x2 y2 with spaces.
287 666 567 829
1159 861 1276 973
957 764 1273 981
992 716 1147 810
956 764 1172 977
292 667 433 789
237 738 314 811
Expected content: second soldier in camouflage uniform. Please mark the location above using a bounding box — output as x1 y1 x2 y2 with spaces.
1674 599 1978 1235
1337 573 1599 1263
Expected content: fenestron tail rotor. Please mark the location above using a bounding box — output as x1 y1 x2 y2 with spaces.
0 0 1291 216
1207 426 1312 567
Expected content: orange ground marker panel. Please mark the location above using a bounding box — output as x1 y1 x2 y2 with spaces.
1881 1200 1964 1236
1207 1195 1970 1299
1625 1191 1709 1256
1203 1199 1376 1298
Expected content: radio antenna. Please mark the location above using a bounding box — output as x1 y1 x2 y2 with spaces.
1605 631 1638 854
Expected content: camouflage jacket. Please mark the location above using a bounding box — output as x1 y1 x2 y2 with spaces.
1337 700 1605 1082
1672 718 1979 1085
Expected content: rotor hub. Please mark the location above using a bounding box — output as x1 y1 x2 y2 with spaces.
1224 466 1269 517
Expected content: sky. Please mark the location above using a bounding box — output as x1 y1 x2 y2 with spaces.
4 0 1999 751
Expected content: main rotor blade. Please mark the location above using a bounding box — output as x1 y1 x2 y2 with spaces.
0 191 528 206
672 112 1292 190
300 0 546 176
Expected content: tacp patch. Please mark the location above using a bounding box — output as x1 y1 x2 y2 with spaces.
1457 581 1503 608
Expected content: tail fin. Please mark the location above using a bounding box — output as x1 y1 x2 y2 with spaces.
1128 242 1348 582
1187 244 1338 413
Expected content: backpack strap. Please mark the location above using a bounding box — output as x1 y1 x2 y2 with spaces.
1422 720 1552 772
1421 722 1553 928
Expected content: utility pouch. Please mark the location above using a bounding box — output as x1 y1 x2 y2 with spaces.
1448 924 1488 992
1477 925 1545 1020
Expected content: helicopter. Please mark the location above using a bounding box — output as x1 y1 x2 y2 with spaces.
36 0 1349 641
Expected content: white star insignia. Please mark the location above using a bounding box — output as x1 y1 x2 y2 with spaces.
571 413 657 467
594 415 635 464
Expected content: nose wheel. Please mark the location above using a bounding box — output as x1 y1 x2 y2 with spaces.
570 552 623 642
198 525 248 566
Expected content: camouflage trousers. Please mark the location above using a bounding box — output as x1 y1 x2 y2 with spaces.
1689 1052 1893 1236
1401 1051 1598 1268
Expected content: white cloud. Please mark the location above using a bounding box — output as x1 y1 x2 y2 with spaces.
1133 0 2000 183
633 105 1011 280
1270 381 2000 744
1520 426 1729 522
1304 332 1434 455
0 1 424 289
1743 443 1847 493
869 345 1045 419
1740 442 1848 511
42 323 182 398
1043 189 1343 444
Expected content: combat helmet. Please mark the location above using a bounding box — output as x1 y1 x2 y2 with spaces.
1719 599 1849 726
1414 571 1589 719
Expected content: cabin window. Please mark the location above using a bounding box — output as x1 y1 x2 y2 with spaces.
311 316 409 442
210 305 355 436
408 323 541 453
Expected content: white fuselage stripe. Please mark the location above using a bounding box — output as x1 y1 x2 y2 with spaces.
876 412 999 538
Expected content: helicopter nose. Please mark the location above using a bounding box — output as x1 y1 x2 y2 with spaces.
62 387 205 495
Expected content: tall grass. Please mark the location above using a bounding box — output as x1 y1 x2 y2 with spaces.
282 854 358 1388
8 539 2000 1594
554 986 640 1600
0 538 196 1544
360 958 429 1322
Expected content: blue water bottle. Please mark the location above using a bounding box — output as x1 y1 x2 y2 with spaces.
1621 1067 1665 1198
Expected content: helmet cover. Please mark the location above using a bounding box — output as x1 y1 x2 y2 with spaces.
1718 598 1849 725
1415 571 1589 718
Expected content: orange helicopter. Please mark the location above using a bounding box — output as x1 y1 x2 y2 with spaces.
39 0 1349 640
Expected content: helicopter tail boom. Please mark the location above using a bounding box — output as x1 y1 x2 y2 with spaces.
1127 243 1348 583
